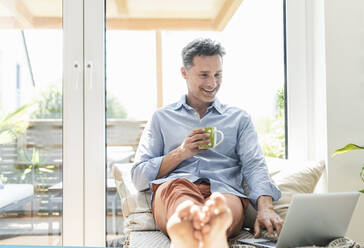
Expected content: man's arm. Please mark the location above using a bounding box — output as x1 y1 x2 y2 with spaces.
131 112 211 190
236 114 282 236
131 113 165 191
237 114 281 207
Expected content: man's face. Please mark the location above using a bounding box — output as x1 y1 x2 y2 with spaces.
181 55 222 106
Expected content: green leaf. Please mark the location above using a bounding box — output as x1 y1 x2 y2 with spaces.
32 148 40 164
1 103 33 123
332 144 364 157
23 168 32 175
361 166 364 183
39 167 52 173
360 189 364 194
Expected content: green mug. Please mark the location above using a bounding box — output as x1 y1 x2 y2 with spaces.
198 127 224 149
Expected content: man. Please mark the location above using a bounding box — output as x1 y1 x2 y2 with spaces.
131 38 283 248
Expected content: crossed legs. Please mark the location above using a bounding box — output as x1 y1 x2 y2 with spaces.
152 178 248 248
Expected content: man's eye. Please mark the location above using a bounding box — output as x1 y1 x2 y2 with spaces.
215 74 221 78
200 74 208 78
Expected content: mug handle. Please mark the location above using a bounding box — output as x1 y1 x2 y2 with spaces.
215 130 224 147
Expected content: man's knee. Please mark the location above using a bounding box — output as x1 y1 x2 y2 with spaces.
155 178 202 211
222 194 246 237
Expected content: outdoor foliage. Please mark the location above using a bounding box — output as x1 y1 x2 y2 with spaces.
257 88 285 159
106 93 128 119
16 148 57 189
0 104 34 184
30 85 127 119
31 86 62 119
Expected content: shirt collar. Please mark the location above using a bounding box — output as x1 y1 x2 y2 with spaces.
173 95 223 115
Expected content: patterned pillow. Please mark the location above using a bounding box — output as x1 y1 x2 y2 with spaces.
113 163 158 232
113 163 152 217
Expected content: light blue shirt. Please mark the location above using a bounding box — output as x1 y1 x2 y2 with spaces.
131 95 281 208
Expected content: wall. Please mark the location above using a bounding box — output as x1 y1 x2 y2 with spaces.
324 0 364 242
287 0 364 242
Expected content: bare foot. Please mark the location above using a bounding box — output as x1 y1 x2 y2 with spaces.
166 200 203 248
200 193 232 248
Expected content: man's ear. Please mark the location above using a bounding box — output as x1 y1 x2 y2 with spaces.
181 67 187 79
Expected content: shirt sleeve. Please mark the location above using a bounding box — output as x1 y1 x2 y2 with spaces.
236 114 281 209
131 112 164 191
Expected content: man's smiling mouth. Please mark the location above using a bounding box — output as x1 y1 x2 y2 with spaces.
201 88 215 94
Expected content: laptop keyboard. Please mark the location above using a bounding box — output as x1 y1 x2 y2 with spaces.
256 240 277 247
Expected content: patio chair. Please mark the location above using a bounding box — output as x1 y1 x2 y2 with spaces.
0 183 34 216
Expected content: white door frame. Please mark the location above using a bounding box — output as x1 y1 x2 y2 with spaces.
84 0 106 245
63 0 106 245
63 0 85 245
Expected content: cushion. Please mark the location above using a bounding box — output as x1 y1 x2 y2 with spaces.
113 157 325 232
124 213 158 233
243 157 325 228
113 163 152 217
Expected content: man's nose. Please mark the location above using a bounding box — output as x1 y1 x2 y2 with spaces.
206 76 217 88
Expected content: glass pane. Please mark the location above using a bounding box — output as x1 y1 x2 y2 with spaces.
105 30 155 244
0 1 63 245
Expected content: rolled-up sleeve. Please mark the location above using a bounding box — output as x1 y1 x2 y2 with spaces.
237 115 281 209
131 112 164 191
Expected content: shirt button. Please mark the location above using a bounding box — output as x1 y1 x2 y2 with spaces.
194 112 198 116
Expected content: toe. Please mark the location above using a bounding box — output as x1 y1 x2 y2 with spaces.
210 193 226 214
193 230 202 241
202 224 211 234
176 200 194 220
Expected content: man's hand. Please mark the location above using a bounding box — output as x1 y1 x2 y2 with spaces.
254 195 284 238
156 128 210 179
177 128 211 160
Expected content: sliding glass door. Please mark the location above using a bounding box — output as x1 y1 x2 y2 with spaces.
0 0 85 246
1 0 286 246
0 0 64 245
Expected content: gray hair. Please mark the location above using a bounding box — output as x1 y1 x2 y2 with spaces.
182 38 226 68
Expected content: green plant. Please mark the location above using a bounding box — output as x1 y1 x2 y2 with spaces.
17 148 54 188
106 93 128 119
31 85 62 119
257 88 285 159
257 117 285 158
333 144 364 193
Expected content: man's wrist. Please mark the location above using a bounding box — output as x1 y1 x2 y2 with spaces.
172 147 186 163
157 148 185 179
257 195 274 211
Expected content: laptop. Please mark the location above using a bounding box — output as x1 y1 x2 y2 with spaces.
239 192 360 248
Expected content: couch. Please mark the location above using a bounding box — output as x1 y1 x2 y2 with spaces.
113 157 329 247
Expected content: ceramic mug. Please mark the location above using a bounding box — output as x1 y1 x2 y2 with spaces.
198 127 224 149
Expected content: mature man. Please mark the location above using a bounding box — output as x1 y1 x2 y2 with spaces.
131 38 283 248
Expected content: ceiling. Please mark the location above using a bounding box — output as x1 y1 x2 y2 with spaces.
0 0 243 31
